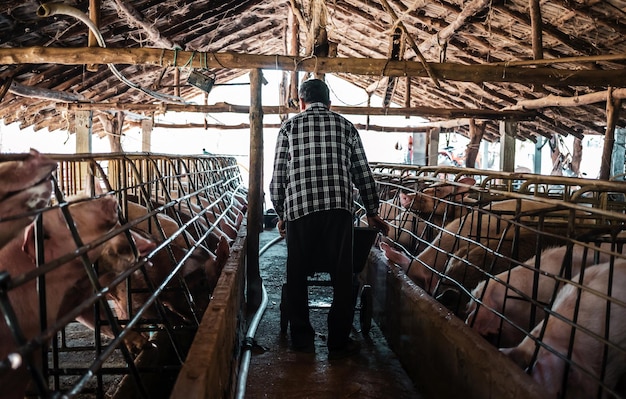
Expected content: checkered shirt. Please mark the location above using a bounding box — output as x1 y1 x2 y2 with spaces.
270 102 380 221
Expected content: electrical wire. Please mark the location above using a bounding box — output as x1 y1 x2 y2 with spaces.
37 3 189 105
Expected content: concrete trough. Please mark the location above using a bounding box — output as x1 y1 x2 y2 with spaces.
170 226 247 399
366 249 550 399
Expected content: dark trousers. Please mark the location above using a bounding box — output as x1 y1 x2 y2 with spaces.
285 209 354 350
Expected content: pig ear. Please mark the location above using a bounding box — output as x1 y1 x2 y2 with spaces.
22 223 39 260
499 347 531 369
131 230 156 257
83 175 106 196
216 236 230 261
455 177 476 195
399 192 415 208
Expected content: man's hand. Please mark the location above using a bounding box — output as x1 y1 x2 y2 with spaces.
277 219 286 238
366 215 390 236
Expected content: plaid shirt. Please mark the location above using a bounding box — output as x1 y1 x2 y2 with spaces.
270 102 380 221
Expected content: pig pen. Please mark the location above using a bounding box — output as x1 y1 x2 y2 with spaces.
0 152 248 398
365 163 626 399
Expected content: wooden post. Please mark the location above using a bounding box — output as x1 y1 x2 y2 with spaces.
465 119 484 168
288 8 300 107
247 68 264 311
534 137 544 174
499 120 516 172
599 91 622 180
87 0 100 72
75 110 92 154
428 127 440 166
141 118 152 152
612 128 626 180
106 111 124 153
571 137 583 176
74 110 92 190
529 0 543 61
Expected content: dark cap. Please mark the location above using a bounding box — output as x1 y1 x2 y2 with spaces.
298 79 330 105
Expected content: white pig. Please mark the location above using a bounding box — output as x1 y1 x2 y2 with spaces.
466 244 614 348
501 260 626 398
387 177 476 253
0 149 57 249
0 195 121 399
409 198 573 293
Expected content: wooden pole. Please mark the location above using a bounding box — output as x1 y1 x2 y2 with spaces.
64 102 533 120
75 110 92 154
428 127 440 166
465 119 484 168
1 47 624 87
499 120 517 172
379 0 440 87
141 118 152 152
87 0 100 72
599 89 622 180
529 0 543 61
246 68 264 311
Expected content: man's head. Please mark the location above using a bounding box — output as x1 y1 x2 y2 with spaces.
299 79 331 109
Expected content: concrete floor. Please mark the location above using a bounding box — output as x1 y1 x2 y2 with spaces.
243 228 422 399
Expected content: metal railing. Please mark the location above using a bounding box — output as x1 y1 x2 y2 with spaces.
0 152 246 398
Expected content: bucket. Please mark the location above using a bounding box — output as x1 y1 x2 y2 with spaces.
353 226 379 273
264 209 279 229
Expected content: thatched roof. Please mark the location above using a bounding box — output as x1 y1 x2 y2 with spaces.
0 0 625 143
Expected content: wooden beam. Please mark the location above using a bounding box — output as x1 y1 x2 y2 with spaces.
112 0 179 49
500 120 517 172
87 0 100 72
530 0 544 61
465 119 484 168
9 81 86 102
379 0 440 87
246 68 263 310
505 88 626 111
2 47 624 87
64 101 535 120
599 89 622 180
142 121 462 133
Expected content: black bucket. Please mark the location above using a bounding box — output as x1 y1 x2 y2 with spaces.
353 226 379 273
264 210 279 229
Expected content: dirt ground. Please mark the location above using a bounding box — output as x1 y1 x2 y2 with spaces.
244 227 422 399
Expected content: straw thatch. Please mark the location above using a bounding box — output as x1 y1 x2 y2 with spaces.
0 0 625 142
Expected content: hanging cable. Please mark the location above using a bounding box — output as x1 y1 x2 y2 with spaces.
37 3 189 105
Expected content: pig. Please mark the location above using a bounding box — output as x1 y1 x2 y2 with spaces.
0 194 120 399
434 228 560 317
173 199 234 248
401 177 476 217
501 260 626 399
408 198 572 293
384 177 476 253
466 244 614 348
0 149 57 249
71 228 157 354
80 200 231 346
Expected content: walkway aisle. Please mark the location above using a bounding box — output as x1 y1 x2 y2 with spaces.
244 228 422 399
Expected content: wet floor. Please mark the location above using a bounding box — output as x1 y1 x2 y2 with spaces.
243 228 422 399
